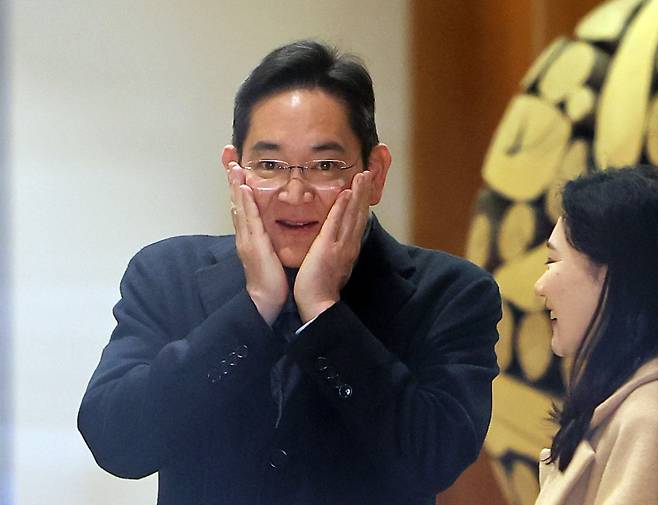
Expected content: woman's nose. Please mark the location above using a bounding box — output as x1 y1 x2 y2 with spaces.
534 273 545 297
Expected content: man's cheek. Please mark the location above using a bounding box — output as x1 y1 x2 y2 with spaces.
251 187 276 216
317 189 342 214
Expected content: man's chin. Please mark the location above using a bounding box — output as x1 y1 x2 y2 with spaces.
276 248 309 269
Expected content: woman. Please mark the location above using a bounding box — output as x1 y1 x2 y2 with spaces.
533 164 658 505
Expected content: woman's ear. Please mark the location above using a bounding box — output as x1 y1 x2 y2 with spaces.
366 143 392 205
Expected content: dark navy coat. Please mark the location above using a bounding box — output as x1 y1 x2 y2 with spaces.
78 217 501 505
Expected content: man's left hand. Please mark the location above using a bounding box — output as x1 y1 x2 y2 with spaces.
294 171 374 323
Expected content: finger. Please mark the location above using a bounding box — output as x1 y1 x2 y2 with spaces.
350 171 372 209
228 172 242 218
229 165 251 240
339 172 372 243
240 184 266 237
229 165 247 206
318 190 352 244
228 164 242 207
225 160 240 177
352 171 373 238
228 163 246 187
230 177 249 238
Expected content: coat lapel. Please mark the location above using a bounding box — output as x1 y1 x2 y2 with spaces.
193 216 417 342
341 216 416 346
537 359 658 505
537 442 595 505
194 237 246 316
590 358 658 429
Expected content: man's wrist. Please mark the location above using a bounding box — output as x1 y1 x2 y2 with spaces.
248 291 283 326
298 300 337 324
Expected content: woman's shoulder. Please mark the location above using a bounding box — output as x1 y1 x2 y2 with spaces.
536 361 658 504
591 357 658 431
611 375 658 428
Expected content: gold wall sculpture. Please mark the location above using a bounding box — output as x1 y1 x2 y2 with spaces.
466 0 658 503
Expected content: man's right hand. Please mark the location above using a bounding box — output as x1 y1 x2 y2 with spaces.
227 162 287 325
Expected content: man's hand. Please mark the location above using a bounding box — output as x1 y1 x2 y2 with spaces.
227 163 288 325
294 171 374 323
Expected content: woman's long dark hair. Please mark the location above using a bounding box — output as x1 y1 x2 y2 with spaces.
548 164 658 471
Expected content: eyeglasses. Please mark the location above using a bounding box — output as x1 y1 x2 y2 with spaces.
242 159 357 190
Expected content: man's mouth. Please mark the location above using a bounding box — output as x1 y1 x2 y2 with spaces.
276 219 318 229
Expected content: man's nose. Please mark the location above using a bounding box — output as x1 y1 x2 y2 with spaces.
277 176 314 204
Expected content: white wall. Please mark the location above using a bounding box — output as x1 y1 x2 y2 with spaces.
8 1 410 504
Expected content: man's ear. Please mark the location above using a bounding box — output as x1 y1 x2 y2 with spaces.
221 145 239 171
366 143 392 205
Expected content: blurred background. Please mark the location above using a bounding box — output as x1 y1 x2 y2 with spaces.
0 1 609 504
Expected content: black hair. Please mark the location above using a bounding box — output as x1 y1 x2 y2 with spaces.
232 40 379 164
548 164 658 471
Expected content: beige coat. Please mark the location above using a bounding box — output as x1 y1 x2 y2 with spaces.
535 357 658 505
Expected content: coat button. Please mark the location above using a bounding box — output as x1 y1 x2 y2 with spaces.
327 374 342 387
268 449 289 469
207 367 222 384
218 359 231 375
337 384 353 399
324 367 339 382
235 344 249 359
316 356 329 371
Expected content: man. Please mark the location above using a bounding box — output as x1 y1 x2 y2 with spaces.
79 40 501 505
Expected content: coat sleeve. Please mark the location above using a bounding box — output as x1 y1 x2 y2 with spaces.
286 268 501 495
78 244 284 479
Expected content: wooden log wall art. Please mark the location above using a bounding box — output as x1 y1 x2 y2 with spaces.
466 0 658 503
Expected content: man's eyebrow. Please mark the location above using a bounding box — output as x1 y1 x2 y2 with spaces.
250 141 280 153
249 140 346 156
311 142 345 154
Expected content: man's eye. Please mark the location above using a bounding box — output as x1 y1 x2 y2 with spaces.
257 161 281 171
315 160 338 171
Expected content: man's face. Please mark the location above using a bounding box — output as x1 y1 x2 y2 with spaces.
236 88 366 268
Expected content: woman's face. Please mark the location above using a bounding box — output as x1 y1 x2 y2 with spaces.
534 217 608 357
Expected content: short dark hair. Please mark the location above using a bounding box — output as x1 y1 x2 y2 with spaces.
232 40 379 164
548 164 658 471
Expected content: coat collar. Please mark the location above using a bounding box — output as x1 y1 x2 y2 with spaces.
195 237 245 316
194 215 417 335
537 357 658 503
341 215 416 339
537 442 595 504
590 356 658 429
